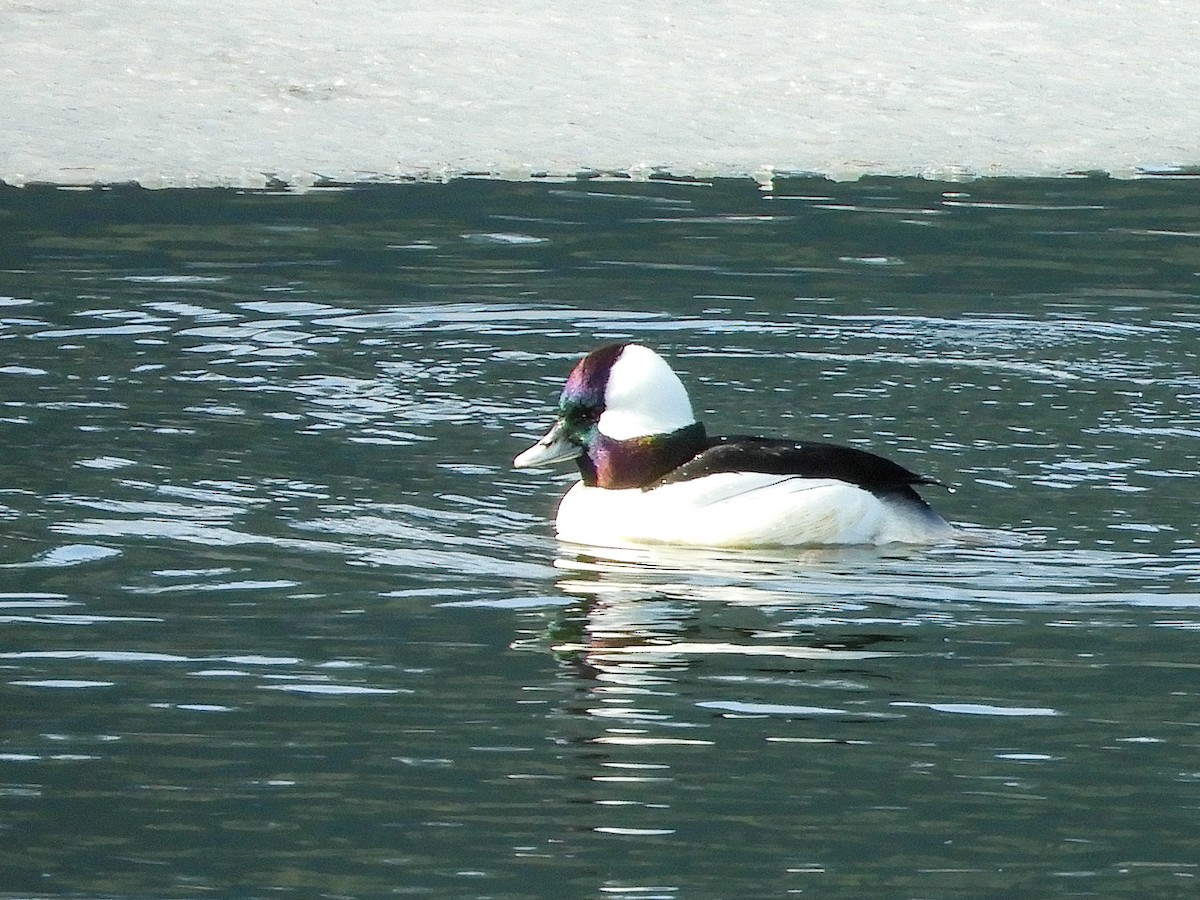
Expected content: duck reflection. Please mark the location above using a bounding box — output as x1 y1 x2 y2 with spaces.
514 542 916 844
521 540 915 692
559 540 906 635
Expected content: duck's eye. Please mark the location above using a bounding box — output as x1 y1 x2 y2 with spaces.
564 404 601 428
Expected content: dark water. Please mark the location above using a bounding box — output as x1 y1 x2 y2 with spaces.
1 176 1199 898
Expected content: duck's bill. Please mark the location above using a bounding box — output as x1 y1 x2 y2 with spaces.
513 420 580 468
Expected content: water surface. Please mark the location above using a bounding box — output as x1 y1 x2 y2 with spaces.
1 176 1199 898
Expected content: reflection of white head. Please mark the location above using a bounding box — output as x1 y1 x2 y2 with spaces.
599 345 697 441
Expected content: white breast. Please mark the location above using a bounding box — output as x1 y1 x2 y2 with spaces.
554 473 954 548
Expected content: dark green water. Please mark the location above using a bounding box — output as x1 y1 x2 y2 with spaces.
1 176 1199 898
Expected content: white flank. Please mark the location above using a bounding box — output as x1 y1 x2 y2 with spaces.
555 473 954 548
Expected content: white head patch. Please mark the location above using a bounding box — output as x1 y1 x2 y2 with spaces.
597 345 697 440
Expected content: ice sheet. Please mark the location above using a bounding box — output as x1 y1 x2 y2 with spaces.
2 0 1197 187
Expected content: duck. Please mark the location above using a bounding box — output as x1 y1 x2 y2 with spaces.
513 343 955 548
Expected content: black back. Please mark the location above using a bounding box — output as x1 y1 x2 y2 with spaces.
655 435 942 505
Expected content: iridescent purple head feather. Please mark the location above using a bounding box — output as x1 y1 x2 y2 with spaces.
559 343 625 414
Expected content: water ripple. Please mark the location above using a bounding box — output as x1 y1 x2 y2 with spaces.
4 177 1200 898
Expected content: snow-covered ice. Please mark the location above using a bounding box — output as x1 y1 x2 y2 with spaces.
2 0 1198 187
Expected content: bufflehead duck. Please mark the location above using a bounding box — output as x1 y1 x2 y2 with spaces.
514 343 954 548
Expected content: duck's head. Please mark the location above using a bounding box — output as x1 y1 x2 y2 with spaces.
513 343 706 489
